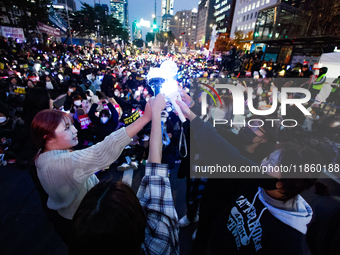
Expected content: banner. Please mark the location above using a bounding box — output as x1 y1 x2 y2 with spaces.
0 26 25 41
72 68 80 74
37 22 60 37
27 76 40 82
14 86 26 94
122 110 140 125
78 114 92 130
48 8 68 33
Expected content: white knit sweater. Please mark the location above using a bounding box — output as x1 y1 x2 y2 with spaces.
35 128 132 220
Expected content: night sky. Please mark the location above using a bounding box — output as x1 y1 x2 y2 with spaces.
75 0 200 40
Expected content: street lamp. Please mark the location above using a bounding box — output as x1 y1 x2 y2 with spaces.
175 16 178 20
152 14 156 18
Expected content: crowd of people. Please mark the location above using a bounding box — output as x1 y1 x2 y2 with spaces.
1 36 340 255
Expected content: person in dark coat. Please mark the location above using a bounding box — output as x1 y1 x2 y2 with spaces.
88 98 119 142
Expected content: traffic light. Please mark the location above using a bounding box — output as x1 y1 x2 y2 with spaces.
153 24 157 29
180 32 186 35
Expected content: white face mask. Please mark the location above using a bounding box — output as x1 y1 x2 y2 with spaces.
69 88 74 93
46 81 53 90
87 96 91 101
210 107 225 120
101 117 109 124
145 97 150 102
0 117 7 123
74 100 82 106
114 91 119 96
222 90 227 94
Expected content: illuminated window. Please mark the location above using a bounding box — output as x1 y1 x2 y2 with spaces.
245 6 247 12
261 0 265 5
252 22 255 28
256 1 260 7
252 3 255 9
266 0 270 3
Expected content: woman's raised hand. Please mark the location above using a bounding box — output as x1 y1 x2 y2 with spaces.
151 94 166 114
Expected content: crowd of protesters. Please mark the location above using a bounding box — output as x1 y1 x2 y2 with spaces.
1 35 340 255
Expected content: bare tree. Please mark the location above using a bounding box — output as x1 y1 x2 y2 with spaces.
305 0 340 36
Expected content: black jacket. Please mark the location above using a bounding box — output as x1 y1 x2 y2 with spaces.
88 102 119 142
209 185 305 255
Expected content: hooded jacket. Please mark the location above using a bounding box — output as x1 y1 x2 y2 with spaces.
190 116 313 255
208 185 312 255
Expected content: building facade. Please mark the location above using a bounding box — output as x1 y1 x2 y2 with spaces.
57 0 76 12
170 8 197 48
214 0 237 35
230 0 307 39
230 0 278 39
161 0 174 31
95 4 109 15
110 0 128 28
196 0 215 46
132 20 142 40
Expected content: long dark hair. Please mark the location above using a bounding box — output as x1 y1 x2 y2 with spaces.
69 181 146 255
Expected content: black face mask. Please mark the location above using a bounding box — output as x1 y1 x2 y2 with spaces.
257 177 279 190
238 127 257 145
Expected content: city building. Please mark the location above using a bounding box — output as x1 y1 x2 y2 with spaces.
196 0 215 47
56 0 76 12
0 5 23 26
161 0 174 31
213 0 237 35
110 0 128 28
170 8 197 49
251 1 340 68
254 2 310 41
95 4 109 15
230 0 277 39
132 20 142 40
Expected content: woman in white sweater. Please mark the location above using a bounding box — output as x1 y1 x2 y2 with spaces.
31 101 153 243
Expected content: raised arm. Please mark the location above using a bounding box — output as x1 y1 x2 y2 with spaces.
125 99 152 138
137 94 179 254
88 102 100 124
148 94 166 163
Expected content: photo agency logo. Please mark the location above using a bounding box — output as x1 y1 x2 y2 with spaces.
199 82 312 128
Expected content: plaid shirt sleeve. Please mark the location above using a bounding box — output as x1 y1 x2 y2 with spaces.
137 163 179 255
